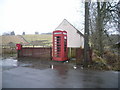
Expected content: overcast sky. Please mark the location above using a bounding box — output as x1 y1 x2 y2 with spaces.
0 0 85 35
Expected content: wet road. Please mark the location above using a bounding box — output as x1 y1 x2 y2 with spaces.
1 57 119 88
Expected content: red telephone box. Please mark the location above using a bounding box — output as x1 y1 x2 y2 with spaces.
16 44 22 50
52 30 68 61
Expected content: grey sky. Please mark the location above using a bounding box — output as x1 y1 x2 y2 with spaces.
0 0 118 35
0 0 84 35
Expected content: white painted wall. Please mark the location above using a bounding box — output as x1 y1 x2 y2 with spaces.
55 19 84 48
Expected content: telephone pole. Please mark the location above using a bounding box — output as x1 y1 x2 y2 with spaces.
84 1 90 67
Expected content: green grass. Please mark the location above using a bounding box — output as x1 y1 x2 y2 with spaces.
0 34 52 46
22 34 52 42
1 35 27 45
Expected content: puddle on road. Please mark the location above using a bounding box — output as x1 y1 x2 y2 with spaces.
0 59 18 67
0 58 33 70
0 58 18 70
1 57 84 71
1 57 78 71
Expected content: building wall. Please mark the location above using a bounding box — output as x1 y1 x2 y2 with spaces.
55 20 84 48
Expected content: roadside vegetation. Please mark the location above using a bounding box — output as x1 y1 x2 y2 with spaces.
83 1 120 71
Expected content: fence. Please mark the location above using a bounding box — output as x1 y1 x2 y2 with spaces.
17 47 92 61
68 48 92 62
76 48 92 62
18 47 52 59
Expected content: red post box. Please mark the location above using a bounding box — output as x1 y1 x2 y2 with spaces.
16 44 22 50
52 30 68 61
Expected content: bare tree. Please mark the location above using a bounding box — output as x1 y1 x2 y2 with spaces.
89 1 119 57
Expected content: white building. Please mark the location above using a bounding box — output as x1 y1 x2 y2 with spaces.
55 19 84 48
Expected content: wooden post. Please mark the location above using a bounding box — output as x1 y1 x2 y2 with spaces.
17 50 20 58
50 47 52 60
70 48 71 58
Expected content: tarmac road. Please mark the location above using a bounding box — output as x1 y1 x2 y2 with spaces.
1 58 119 88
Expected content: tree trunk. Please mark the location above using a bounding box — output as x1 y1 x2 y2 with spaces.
97 2 104 57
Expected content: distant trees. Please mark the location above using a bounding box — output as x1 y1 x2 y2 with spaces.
2 32 10 36
22 32 25 35
35 32 39 35
2 31 15 36
11 31 15 35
